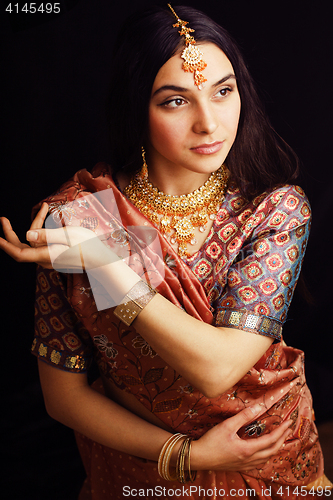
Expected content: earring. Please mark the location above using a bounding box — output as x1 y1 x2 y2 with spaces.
141 146 148 179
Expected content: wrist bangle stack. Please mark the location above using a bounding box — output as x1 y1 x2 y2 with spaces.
158 433 186 481
114 281 157 326
158 434 197 484
187 438 196 482
176 436 197 483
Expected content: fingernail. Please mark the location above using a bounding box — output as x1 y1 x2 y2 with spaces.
27 230 38 241
249 404 262 416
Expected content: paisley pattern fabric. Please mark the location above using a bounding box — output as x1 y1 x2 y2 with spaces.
31 164 331 499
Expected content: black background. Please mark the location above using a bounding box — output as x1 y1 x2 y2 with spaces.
1 1 332 498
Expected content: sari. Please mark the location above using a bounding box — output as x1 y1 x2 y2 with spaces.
32 163 332 499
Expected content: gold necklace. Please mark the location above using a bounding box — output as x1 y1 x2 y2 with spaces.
124 161 228 258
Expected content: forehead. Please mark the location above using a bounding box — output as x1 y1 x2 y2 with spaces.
151 42 234 93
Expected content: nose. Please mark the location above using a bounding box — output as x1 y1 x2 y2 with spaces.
192 102 219 135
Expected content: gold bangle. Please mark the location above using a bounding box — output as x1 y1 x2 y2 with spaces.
175 437 196 484
187 438 197 483
158 433 179 480
158 433 187 481
126 280 157 307
176 437 186 483
162 434 185 481
114 281 157 326
177 437 190 483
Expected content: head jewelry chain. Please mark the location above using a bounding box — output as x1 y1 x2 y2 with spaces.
167 4 207 89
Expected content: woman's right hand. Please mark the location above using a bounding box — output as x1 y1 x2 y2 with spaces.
191 405 292 472
0 203 55 267
0 203 115 271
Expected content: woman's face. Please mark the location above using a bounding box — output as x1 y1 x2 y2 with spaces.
147 42 241 191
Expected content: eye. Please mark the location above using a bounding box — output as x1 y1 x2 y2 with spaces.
215 87 232 98
161 97 187 108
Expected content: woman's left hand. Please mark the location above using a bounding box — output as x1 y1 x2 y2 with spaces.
191 405 293 472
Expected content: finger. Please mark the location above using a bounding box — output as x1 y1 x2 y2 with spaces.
270 427 293 453
246 429 292 465
26 226 95 247
0 236 48 263
235 428 292 471
27 227 68 246
256 418 292 447
245 421 293 457
30 202 49 231
224 405 263 433
0 217 26 248
265 426 293 455
29 203 49 247
29 204 51 248
245 419 291 454
239 459 269 471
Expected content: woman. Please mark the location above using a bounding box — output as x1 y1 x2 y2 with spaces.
1 4 331 499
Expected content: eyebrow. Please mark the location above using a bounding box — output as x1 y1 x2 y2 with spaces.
213 73 236 87
152 73 236 97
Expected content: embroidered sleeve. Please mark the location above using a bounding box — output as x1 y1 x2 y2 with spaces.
213 185 311 341
31 266 94 372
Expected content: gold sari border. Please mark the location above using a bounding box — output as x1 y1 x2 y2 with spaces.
215 308 282 340
31 338 90 372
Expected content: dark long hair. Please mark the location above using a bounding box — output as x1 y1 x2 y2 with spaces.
108 5 299 200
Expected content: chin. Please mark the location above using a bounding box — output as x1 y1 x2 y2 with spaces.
190 159 227 174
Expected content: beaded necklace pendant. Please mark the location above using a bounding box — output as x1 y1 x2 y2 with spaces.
124 165 228 258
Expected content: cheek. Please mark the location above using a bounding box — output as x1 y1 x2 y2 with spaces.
148 113 184 151
224 100 241 138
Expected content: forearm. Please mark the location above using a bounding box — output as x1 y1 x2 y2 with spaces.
24 225 271 397
61 386 170 459
91 260 272 397
135 295 273 396
38 361 228 473
38 360 172 462
38 362 292 475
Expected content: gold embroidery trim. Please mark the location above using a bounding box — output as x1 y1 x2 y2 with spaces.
216 308 282 340
31 339 90 371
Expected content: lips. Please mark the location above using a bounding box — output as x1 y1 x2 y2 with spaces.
190 141 224 154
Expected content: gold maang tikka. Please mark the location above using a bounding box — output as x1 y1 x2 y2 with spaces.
167 4 207 89
124 148 228 258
